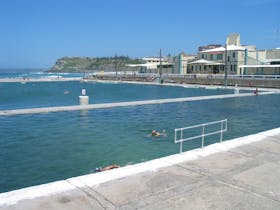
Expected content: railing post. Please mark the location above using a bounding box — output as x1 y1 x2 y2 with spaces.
202 124 205 148
180 128 183 153
180 142 182 154
220 121 223 143
225 119 228 131
175 129 177 143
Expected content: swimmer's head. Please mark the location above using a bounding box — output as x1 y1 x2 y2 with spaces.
95 167 102 172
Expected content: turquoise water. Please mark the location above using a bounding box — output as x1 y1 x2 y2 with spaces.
0 81 236 110
0 92 279 193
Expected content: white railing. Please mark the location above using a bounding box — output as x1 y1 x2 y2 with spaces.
207 74 280 80
91 72 280 80
174 119 227 153
164 74 280 80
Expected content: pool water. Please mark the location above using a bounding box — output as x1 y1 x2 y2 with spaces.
0 92 279 193
0 81 237 110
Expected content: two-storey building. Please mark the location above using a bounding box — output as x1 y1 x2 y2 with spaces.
188 33 280 75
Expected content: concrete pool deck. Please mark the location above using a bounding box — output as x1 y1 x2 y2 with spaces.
1 127 280 209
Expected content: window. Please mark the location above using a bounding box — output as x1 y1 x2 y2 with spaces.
202 54 205 59
217 54 223 60
228 56 230 62
210 54 213 60
233 52 236 58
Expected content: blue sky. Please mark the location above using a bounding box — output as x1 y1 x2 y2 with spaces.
0 0 279 68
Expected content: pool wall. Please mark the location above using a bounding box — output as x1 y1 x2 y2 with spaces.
0 91 277 116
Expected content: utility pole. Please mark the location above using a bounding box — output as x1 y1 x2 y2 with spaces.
224 44 228 87
114 55 118 80
159 48 162 83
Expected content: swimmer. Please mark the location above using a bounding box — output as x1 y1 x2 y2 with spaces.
151 130 160 136
95 164 120 172
151 130 167 137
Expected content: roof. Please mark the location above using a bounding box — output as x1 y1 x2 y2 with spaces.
240 64 280 68
126 63 173 68
260 59 280 64
200 45 246 53
188 59 223 65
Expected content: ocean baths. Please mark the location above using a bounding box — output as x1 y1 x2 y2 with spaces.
0 81 279 193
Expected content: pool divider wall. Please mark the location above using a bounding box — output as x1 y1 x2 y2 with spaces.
0 91 278 116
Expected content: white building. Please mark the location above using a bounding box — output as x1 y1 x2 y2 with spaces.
188 33 280 75
171 52 196 74
127 57 174 74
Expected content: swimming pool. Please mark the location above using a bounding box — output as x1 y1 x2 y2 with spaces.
0 92 279 193
0 81 240 110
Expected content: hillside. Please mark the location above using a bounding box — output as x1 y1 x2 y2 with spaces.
50 56 142 72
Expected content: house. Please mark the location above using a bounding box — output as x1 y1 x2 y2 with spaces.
188 33 280 75
126 57 174 74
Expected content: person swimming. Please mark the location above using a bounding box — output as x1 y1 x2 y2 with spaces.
151 130 167 137
151 130 160 136
95 164 120 172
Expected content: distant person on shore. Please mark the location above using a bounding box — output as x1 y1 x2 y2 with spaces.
95 164 120 172
254 88 258 95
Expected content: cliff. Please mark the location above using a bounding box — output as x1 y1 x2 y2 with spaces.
50 56 142 72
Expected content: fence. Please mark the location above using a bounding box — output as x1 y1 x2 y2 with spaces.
174 119 228 153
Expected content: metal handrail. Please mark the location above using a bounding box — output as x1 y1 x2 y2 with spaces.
174 119 227 153
163 74 280 80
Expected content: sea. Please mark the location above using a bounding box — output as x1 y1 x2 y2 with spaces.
0 69 280 193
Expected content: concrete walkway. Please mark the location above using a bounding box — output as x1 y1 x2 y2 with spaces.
1 128 280 209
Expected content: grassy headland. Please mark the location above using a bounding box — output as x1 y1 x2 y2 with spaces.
49 56 142 72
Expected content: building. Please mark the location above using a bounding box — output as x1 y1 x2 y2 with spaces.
198 44 222 52
126 57 174 74
188 33 280 75
171 52 196 74
127 34 280 76
241 49 280 75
